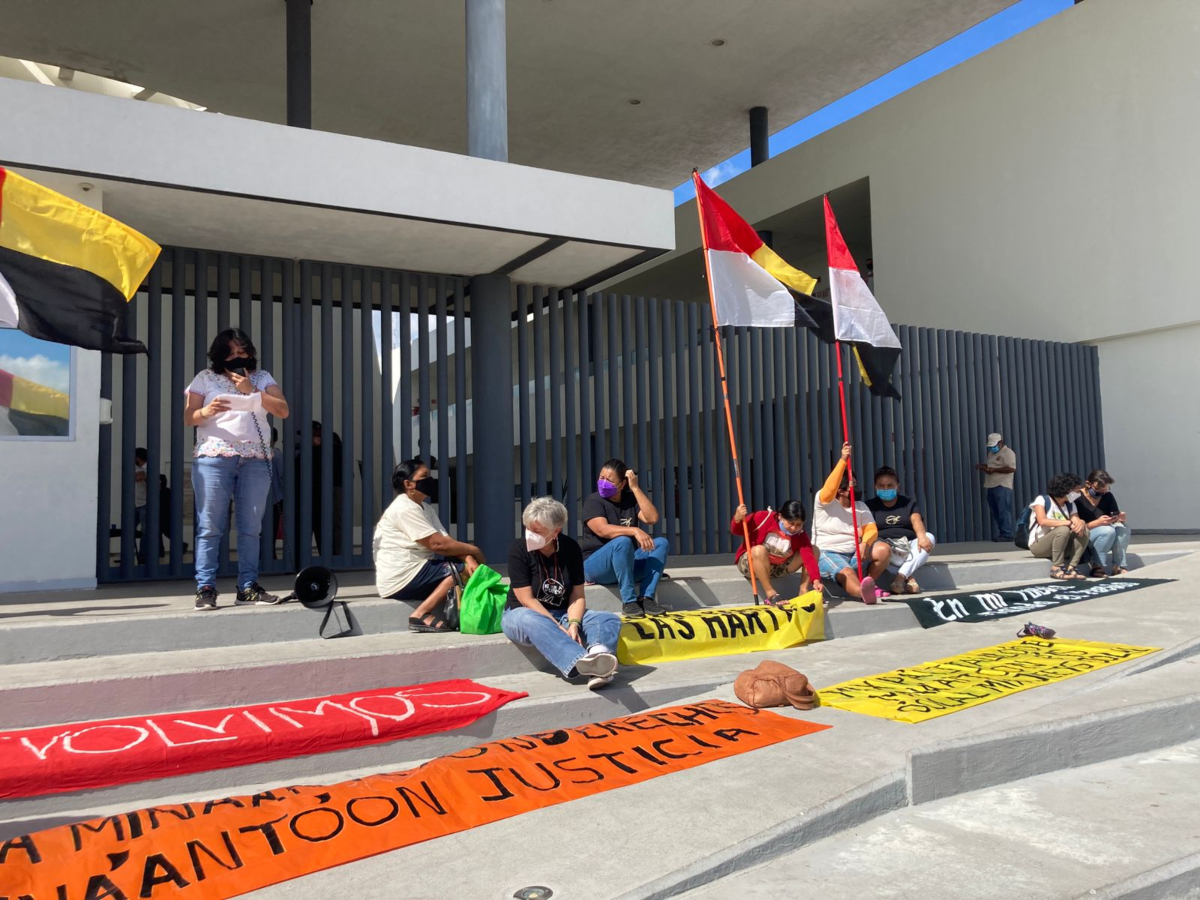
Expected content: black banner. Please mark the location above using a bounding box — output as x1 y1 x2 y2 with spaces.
901 578 1174 628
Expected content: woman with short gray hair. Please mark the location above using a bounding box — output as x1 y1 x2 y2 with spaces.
502 497 622 689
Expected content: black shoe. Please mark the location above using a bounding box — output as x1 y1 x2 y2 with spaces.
194 586 218 611
236 582 282 606
640 596 666 616
621 601 645 618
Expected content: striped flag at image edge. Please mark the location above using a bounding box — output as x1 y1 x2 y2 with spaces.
693 172 900 398
0 167 160 354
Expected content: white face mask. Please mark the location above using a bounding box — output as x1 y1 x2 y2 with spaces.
1066 491 1082 503
525 528 549 552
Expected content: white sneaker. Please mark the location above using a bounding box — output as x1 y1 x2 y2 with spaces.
587 673 615 690
575 650 617 679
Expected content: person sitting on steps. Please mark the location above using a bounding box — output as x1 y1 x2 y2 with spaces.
373 457 484 632
581 458 671 618
731 499 821 607
1027 472 1090 580
502 497 622 690
812 442 885 604
866 466 936 596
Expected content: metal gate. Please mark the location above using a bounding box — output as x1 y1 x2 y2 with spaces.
99 254 1105 583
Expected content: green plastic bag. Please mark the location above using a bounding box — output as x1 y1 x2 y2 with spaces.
459 564 508 635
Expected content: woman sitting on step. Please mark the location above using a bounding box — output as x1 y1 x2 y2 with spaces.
502 497 622 690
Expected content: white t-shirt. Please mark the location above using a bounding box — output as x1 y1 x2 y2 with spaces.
1028 495 1077 546
186 369 277 459
373 494 449 597
135 462 148 507
812 492 874 554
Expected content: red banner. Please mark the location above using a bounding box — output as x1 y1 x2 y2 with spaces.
0 700 827 900
0 680 526 800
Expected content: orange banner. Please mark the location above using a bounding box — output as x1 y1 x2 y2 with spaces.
0 700 828 900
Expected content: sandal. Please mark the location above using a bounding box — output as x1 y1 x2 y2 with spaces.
1112 566 1129 576
1064 567 1087 580
764 594 788 609
890 575 908 595
1050 566 1071 580
409 614 454 633
1088 566 1108 579
906 577 920 595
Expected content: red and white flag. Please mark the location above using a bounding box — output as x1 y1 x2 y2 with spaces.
824 195 900 350
693 172 819 328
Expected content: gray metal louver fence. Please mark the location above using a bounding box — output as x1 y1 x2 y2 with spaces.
98 252 1103 583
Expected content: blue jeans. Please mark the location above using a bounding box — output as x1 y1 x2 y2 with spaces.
584 536 670 606
1088 523 1131 569
502 607 622 677
987 486 1015 539
192 455 271 590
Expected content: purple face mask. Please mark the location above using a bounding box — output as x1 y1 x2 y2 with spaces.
597 479 621 499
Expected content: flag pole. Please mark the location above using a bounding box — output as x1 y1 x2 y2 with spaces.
834 341 865 582
692 170 760 603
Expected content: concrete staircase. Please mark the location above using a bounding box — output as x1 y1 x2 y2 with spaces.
0 542 1190 852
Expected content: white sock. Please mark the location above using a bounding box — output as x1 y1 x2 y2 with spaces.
586 643 609 656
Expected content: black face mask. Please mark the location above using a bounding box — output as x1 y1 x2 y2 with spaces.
413 477 436 497
224 356 257 375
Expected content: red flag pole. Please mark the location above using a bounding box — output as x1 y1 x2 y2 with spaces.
835 341 865 582
692 171 759 603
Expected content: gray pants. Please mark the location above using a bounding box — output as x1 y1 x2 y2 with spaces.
1029 526 1088 569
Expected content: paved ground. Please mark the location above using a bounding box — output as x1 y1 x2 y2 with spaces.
681 739 1200 900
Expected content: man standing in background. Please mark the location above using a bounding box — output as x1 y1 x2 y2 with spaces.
976 432 1017 542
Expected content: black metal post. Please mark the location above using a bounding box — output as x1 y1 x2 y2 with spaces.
286 0 312 129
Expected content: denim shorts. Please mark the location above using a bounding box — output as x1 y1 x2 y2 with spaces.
387 557 462 602
818 549 856 579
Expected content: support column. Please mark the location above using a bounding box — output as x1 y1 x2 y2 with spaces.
470 274 514 561
465 0 508 161
749 106 772 247
286 0 312 128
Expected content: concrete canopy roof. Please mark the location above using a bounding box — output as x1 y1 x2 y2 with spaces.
0 0 1016 189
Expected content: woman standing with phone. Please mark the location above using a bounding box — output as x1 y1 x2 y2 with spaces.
184 328 290 610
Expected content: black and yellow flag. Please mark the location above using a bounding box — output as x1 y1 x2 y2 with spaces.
0 167 160 354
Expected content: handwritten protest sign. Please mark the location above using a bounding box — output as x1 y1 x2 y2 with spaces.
818 637 1157 723
617 594 825 665
0 701 827 900
0 680 526 801
902 578 1172 628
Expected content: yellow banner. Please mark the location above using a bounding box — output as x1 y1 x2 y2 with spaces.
818 637 1158 723
617 594 825 665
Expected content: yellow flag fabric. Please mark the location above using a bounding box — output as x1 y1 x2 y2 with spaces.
818 637 1157 723
0 169 159 301
617 594 825 665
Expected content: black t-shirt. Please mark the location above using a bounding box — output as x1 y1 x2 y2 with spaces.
1076 490 1121 523
865 495 920 540
579 491 640 555
506 534 586 611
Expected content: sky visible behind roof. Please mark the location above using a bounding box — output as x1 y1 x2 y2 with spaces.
674 0 1075 205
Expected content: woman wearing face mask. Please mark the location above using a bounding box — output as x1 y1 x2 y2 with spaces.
185 328 290 611
1027 472 1090 579
731 500 821 607
580 458 671 618
866 466 936 595
812 443 887 603
1075 469 1131 577
503 497 622 689
374 457 484 632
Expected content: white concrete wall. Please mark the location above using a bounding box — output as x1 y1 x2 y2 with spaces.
1091 323 1198 531
0 185 103 592
615 0 1200 529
